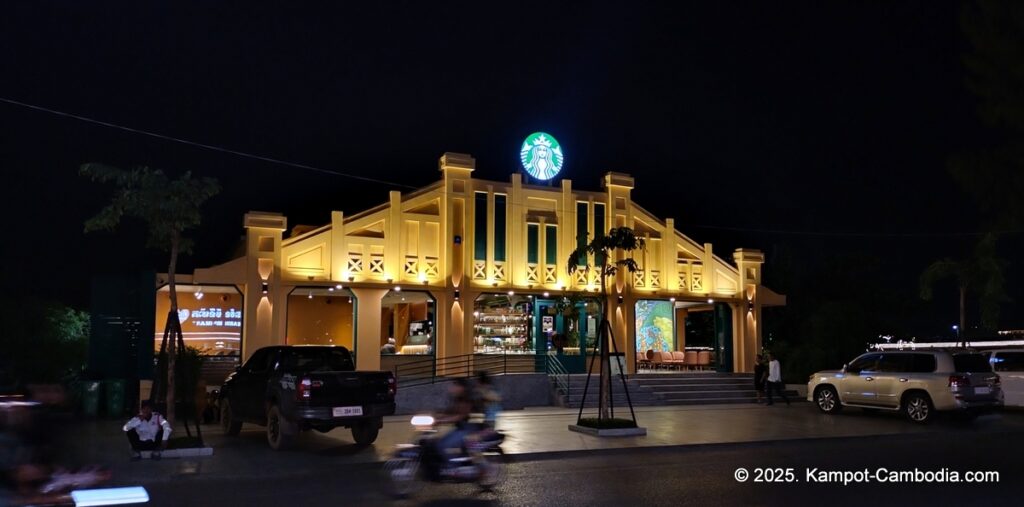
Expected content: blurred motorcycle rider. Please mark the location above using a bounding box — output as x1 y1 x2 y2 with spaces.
428 378 473 474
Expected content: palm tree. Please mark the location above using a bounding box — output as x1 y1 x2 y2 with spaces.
82 164 219 430
567 227 644 425
920 233 1007 345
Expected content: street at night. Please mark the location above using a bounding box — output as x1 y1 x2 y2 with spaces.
135 420 1024 507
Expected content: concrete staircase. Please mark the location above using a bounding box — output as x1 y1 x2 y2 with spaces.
554 373 799 407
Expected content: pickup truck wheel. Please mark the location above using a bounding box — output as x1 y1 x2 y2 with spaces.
221 399 242 436
267 405 297 450
814 386 842 414
351 420 380 445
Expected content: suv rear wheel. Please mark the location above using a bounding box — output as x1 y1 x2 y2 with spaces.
815 386 842 414
903 392 933 424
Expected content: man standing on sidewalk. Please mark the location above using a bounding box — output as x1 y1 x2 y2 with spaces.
765 352 790 406
123 400 172 460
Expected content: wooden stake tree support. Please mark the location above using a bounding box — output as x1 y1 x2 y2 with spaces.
566 227 647 436
82 164 219 443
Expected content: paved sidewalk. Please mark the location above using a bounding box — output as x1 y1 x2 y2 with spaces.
73 403 1023 486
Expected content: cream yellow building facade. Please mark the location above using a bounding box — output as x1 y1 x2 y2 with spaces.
175 152 784 374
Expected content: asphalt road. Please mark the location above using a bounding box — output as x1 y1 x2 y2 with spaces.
138 421 1024 507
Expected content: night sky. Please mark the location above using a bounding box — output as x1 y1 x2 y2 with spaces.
1 1 1013 335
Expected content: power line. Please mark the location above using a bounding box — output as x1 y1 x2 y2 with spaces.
0 96 418 189
3 96 1013 240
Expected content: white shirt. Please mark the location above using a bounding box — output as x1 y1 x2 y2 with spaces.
768 360 782 383
123 413 172 442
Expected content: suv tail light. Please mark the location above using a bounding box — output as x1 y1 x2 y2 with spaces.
387 373 397 397
948 375 969 388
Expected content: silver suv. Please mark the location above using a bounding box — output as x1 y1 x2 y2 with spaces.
807 350 1003 423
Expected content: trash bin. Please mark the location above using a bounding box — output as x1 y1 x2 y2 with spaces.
81 381 102 417
105 379 126 417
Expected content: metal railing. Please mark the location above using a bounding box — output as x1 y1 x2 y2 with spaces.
394 353 539 388
546 353 570 397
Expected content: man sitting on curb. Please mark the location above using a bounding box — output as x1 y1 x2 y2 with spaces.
123 400 172 460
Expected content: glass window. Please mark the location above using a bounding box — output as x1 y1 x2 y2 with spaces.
954 354 991 373
279 347 354 372
474 293 532 354
846 354 880 373
991 352 1024 372
545 225 558 265
878 354 911 373
381 290 434 355
911 354 937 373
576 202 588 266
286 287 355 349
594 203 606 266
494 194 507 262
527 224 539 264
474 192 488 261
243 348 273 374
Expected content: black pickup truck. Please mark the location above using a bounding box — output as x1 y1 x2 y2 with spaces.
219 345 396 450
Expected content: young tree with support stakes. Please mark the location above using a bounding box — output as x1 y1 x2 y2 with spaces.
567 227 644 427
81 164 219 439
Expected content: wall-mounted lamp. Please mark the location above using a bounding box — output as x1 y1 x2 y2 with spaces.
617 295 624 304
261 283 269 295
747 300 754 313
386 277 394 284
492 282 499 288
454 289 460 301
348 276 355 282
422 279 429 285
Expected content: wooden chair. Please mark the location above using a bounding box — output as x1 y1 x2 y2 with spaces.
697 350 711 371
637 350 652 371
670 351 688 370
684 350 698 369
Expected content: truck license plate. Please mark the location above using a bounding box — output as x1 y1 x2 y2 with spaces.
975 387 990 395
333 406 363 417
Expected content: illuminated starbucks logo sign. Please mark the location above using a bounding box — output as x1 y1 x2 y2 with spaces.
520 132 564 180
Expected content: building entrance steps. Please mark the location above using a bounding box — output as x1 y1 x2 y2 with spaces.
554 372 798 407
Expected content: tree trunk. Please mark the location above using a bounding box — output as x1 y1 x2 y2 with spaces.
166 231 180 425
599 270 611 421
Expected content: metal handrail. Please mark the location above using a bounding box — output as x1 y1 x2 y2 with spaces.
394 352 537 388
545 353 570 396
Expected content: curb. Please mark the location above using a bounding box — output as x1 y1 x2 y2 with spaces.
140 447 214 459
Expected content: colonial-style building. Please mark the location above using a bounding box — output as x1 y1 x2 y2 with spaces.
159 152 784 376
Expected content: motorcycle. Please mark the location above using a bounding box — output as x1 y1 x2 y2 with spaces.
383 414 506 497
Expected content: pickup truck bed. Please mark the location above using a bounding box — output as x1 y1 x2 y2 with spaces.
219 345 396 450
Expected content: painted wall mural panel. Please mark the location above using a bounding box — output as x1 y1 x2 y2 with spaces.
635 299 674 352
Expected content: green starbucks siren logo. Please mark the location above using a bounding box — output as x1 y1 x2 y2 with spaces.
520 132 564 180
